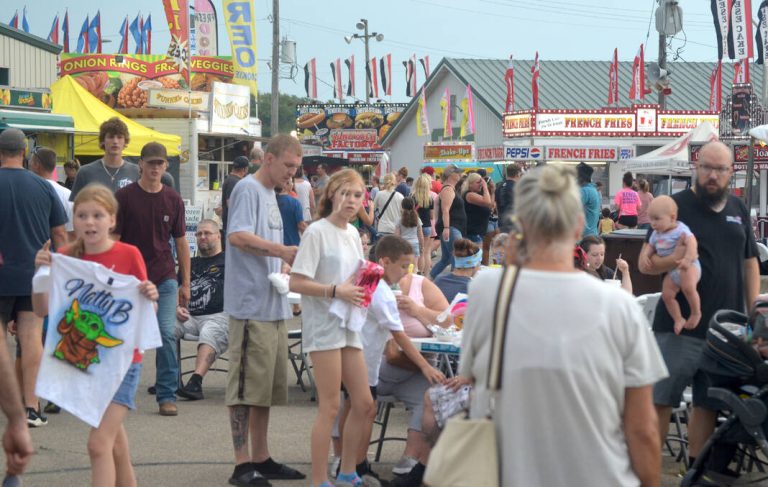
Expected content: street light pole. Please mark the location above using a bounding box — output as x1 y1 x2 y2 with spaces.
362 20 370 103
345 19 383 104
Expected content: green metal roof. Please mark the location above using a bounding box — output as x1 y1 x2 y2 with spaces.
0 109 74 133
0 23 62 54
447 57 757 116
382 57 754 146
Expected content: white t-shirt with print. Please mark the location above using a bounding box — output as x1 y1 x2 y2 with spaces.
33 254 161 427
360 281 404 386
459 268 668 487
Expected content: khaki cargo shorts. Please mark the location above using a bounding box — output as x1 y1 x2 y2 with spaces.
226 317 288 407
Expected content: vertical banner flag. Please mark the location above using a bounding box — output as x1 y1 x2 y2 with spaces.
88 11 102 54
460 84 476 138
756 0 768 63
380 54 392 96
164 0 192 86
440 88 452 138
712 0 732 60
222 0 258 96
504 55 515 112
367 57 379 99
416 87 430 136
330 59 343 100
728 0 754 60
608 48 619 106
345 55 355 97
130 14 143 54
76 16 89 54
734 58 750 83
419 56 430 79
304 58 317 99
142 14 152 54
404 57 416 97
629 44 646 101
531 51 540 110
118 16 130 54
710 61 723 111
62 11 69 53
9 11 19 30
193 0 218 56
48 15 60 44
22 7 30 33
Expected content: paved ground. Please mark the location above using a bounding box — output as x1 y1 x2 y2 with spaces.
1 317 687 486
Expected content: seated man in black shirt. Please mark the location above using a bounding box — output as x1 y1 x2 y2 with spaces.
175 220 228 400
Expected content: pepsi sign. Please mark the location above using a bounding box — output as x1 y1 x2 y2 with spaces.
504 146 542 161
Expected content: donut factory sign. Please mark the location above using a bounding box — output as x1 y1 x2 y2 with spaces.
296 103 407 150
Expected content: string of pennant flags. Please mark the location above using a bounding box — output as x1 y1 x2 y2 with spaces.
303 55 431 101
8 8 152 55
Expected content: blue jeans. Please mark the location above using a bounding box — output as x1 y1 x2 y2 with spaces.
467 234 484 244
155 279 179 404
430 227 463 279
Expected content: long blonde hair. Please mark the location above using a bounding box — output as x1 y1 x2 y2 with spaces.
68 184 119 258
317 169 365 218
461 173 482 198
412 174 432 208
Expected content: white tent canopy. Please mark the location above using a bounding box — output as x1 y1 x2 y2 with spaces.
623 121 719 174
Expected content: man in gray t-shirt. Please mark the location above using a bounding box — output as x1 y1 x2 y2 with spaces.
69 117 174 200
222 134 305 485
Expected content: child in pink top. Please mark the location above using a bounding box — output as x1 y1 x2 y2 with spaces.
614 172 642 229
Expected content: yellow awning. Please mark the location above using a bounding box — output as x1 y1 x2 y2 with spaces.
50 76 181 157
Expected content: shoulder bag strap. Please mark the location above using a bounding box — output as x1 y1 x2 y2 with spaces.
377 191 397 220
487 265 520 392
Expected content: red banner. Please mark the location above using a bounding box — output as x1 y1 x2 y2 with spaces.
163 0 191 85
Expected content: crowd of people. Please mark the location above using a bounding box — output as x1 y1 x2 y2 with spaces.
0 121 763 487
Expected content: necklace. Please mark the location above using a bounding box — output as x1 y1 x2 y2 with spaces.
102 160 123 183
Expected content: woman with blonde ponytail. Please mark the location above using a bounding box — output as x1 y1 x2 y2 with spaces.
458 165 668 486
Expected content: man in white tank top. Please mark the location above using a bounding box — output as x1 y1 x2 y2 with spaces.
293 166 315 222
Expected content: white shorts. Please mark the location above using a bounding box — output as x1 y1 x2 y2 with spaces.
175 312 229 355
301 316 362 353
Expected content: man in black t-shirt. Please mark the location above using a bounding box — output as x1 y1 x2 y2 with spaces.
219 156 251 234
638 141 760 464
175 219 227 400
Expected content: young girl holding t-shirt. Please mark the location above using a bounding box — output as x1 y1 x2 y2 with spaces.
289 169 374 487
32 184 158 487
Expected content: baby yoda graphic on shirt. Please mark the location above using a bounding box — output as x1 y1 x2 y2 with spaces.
54 299 123 371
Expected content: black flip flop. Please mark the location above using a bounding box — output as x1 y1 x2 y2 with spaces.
228 471 271 487
258 463 306 480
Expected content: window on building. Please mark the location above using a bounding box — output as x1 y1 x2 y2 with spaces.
0 68 9 86
450 94 457 121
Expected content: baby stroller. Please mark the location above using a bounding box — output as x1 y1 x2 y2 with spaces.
681 307 768 486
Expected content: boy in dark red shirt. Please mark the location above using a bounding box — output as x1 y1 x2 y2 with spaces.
115 142 190 417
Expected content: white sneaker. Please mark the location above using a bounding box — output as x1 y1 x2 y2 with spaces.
392 456 418 475
329 455 341 478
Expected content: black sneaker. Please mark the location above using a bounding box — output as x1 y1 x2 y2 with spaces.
43 401 61 414
178 378 204 400
27 407 48 427
357 460 388 486
389 463 425 487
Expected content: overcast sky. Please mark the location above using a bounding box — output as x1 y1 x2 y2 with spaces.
9 0 728 101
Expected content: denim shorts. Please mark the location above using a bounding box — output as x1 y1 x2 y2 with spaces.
112 362 142 410
653 332 711 408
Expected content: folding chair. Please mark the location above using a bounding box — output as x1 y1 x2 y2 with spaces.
288 329 316 401
369 395 407 462
176 333 229 385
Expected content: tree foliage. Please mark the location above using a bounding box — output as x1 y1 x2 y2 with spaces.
255 92 312 137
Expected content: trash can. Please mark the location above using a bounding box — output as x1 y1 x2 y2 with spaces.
602 229 663 296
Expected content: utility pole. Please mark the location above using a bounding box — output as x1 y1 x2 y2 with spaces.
363 20 371 103
270 0 279 137
658 31 666 110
